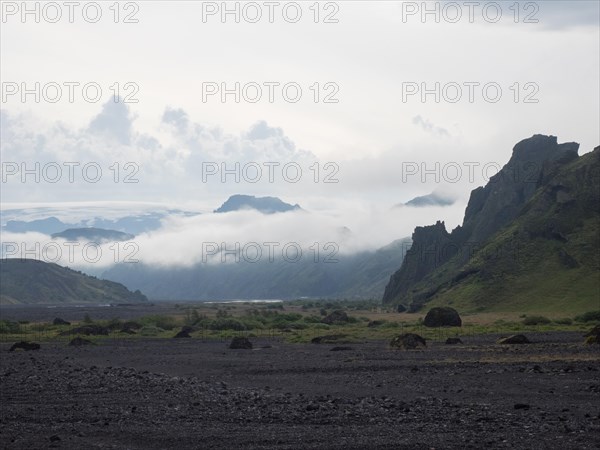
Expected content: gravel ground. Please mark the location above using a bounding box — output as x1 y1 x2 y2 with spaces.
1 332 599 449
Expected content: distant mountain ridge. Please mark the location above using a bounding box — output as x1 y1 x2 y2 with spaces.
101 238 412 301
214 195 301 214
51 228 134 242
383 135 599 314
401 191 456 207
0 259 148 305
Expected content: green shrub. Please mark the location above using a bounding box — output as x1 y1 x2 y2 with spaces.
208 318 247 331
522 315 551 325
0 320 21 334
139 326 165 336
554 317 573 325
140 315 178 330
574 311 600 323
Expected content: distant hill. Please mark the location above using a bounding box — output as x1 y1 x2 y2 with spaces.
0 259 148 305
383 135 599 314
2 210 199 235
52 228 134 242
214 195 301 214
401 191 456 207
101 238 411 301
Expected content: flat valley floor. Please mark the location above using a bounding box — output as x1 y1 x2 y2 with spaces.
1 331 599 449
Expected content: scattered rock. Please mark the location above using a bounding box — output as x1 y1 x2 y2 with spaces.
229 337 252 349
68 337 94 346
445 337 463 345
423 307 462 327
390 333 427 350
173 329 191 338
498 334 530 345
367 320 386 328
49 435 61 442
396 304 407 313
514 403 530 410
330 346 353 352
120 321 142 333
311 335 348 344
52 318 70 326
321 310 349 325
9 341 40 352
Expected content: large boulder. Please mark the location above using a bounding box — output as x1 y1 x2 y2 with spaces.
445 337 463 345
68 337 94 346
321 310 349 325
229 337 252 349
423 307 462 327
174 328 191 338
311 334 348 344
390 333 426 350
9 341 40 351
497 334 530 344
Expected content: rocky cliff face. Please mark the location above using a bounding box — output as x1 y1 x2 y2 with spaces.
382 135 590 311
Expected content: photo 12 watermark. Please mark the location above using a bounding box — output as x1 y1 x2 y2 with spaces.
400 2 539 24
401 82 539 104
1 240 140 264
200 1 340 24
400 160 542 184
1 81 140 104
1 162 140 184
201 161 339 184
200 81 340 104
201 241 339 264
1 1 140 24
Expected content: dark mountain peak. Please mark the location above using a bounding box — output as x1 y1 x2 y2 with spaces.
510 134 578 164
402 192 456 208
214 195 301 214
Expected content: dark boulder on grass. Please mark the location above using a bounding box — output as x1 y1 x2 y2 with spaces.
53 318 71 326
311 334 348 344
120 321 142 334
390 333 427 350
445 337 463 345
423 307 462 327
397 304 407 313
330 346 353 352
368 320 386 328
322 310 349 325
229 337 252 349
68 337 94 346
498 334 530 344
174 329 191 338
9 341 40 351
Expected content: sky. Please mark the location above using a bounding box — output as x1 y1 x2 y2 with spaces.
1 0 599 266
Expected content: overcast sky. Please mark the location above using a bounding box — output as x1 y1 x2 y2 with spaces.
1 1 599 263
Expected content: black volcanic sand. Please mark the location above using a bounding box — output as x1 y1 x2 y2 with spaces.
1 332 599 449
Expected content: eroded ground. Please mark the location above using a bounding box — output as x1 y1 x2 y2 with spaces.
1 332 599 449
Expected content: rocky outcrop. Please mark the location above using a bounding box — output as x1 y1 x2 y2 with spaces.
321 310 349 325
382 135 593 311
229 337 252 349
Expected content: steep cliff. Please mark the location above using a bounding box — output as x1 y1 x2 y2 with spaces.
383 135 599 313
